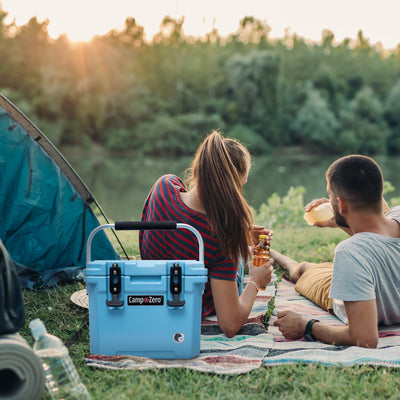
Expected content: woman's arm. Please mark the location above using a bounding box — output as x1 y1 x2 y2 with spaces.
210 258 274 337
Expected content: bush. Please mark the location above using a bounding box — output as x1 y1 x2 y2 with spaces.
133 112 225 155
253 186 306 228
229 124 271 154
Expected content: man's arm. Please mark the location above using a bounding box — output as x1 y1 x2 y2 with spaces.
274 299 378 348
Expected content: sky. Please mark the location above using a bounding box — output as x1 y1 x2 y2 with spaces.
1 0 399 49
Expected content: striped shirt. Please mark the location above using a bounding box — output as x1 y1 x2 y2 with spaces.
139 174 237 317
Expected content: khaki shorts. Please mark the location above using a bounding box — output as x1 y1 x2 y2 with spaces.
294 262 334 311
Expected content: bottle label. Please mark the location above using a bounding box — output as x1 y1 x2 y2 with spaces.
127 295 164 306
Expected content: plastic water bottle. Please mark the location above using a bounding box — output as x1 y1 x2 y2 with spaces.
29 319 91 399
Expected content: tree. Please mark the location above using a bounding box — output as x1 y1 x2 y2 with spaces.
105 17 145 48
291 83 340 150
338 86 390 154
153 16 185 45
9 17 51 95
385 78 400 153
225 50 282 142
233 16 271 45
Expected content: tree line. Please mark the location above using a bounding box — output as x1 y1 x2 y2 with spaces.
1 6 400 156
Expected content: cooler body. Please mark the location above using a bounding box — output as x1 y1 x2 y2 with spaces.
85 259 207 359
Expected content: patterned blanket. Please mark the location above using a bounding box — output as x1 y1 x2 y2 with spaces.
264 277 400 368
84 274 400 373
85 277 276 374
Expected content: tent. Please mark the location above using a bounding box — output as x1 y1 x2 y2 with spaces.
0 94 123 288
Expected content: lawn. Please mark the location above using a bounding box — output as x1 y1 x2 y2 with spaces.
19 188 400 399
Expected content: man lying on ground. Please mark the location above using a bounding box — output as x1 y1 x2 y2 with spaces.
272 154 400 348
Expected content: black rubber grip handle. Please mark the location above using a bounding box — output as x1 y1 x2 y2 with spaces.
114 221 177 231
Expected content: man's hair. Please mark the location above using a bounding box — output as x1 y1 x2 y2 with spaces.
326 155 383 211
185 130 253 264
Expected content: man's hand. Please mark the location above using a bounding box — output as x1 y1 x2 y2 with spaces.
305 198 337 228
273 310 308 340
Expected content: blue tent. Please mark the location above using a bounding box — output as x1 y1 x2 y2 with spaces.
0 94 122 288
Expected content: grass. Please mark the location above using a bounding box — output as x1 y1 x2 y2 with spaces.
20 279 400 400
19 191 400 399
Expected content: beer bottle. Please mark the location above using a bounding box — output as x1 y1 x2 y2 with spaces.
253 234 270 266
252 234 271 290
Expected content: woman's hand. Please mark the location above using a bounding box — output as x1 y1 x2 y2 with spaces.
248 258 274 290
211 257 274 338
251 225 273 247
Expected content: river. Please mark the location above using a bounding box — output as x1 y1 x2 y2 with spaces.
63 148 400 221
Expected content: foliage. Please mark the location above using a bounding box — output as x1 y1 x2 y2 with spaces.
1 4 400 156
290 83 340 150
225 50 282 142
385 78 400 153
338 87 390 154
252 186 306 229
229 124 271 154
132 112 224 155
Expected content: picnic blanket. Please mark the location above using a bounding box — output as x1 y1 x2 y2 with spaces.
85 276 277 374
264 276 400 367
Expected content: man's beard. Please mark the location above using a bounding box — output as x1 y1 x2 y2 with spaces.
333 203 349 228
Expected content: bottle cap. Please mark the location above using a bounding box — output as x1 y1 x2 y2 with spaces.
29 318 47 340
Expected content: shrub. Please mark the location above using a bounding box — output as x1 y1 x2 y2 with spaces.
253 186 306 228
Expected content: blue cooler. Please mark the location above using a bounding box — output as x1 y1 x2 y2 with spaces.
84 221 208 359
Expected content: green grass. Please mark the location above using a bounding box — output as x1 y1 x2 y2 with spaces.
19 190 400 399
20 280 400 400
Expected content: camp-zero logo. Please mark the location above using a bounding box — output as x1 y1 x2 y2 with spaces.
127 295 164 306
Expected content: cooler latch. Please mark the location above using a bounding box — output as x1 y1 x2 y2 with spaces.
106 263 124 307
168 263 185 307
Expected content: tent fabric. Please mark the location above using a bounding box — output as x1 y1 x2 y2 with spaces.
0 94 120 288
0 239 25 334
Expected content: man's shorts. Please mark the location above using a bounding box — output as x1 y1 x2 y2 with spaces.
294 262 334 311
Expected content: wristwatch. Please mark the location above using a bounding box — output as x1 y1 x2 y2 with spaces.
303 319 320 341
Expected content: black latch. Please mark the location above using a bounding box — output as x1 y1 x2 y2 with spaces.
106 263 124 307
167 263 185 307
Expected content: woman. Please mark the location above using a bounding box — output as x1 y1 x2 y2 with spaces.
139 130 274 337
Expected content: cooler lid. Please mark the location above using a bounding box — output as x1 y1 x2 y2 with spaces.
84 260 207 277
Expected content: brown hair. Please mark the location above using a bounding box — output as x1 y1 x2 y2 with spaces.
326 155 383 212
186 130 253 265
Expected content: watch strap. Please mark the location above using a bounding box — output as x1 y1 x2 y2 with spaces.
303 319 320 341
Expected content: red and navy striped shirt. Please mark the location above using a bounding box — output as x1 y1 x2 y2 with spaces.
139 174 237 317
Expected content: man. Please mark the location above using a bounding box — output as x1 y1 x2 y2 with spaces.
272 155 400 348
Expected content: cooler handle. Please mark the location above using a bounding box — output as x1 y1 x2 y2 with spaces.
114 221 177 230
86 221 204 264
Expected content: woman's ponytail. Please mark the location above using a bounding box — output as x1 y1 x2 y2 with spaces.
186 131 253 265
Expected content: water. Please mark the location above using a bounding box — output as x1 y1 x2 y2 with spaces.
63 149 400 221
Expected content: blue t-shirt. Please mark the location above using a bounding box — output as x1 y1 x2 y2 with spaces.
330 206 400 325
139 175 237 317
